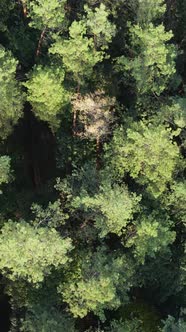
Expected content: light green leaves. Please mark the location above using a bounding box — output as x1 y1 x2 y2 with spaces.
108 123 180 196
0 156 11 192
126 214 176 263
0 46 24 139
117 24 176 96
74 183 140 237
28 0 67 30
24 65 69 129
50 4 116 83
85 3 116 50
50 20 103 83
0 221 73 283
59 248 132 319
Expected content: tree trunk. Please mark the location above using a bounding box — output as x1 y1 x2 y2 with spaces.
72 83 80 135
21 0 27 17
96 136 101 171
36 27 47 57
73 109 77 135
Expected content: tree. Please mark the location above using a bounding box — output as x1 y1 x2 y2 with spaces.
20 305 76 332
161 315 186 332
28 0 67 30
106 123 180 196
24 65 69 129
0 46 24 139
126 213 176 263
164 181 186 224
0 0 14 31
136 0 166 25
116 24 176 98
49 3 116 83
31 199 69 228
84 3 116 50
49 20 103 85
0 221 73 283
58 247 133 320
107 319 143 332
73 182 140 237
27 0 67 55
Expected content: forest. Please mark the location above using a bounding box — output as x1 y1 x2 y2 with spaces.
0 0 185 331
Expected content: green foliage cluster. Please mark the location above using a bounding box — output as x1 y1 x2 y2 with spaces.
137 0 166 24
28 0 67 30
126 213 175 263
73 182 140 237
0 221 72 283
85 3 116 50
24 65 69 129
20 305 76 332
107 123 180 196
117 24 176 97
0 46 24 139
0 156 11 187
59 247 133 319
50 20 104 84
0 0 14 31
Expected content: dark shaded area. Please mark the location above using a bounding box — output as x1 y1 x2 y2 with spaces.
0 294 11 332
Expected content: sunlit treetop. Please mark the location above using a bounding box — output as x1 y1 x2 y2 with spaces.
0 156 11 191
126 213 176 263
72 182 140 237
24 65 69 129
0 46 24 139
116 24 176 97
0 221 73 283
50 20 103 84
59 247 134 320
84 3 116 50
27 0 67 30
106 122 180 197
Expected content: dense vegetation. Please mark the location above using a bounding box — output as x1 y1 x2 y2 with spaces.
0 0 185 331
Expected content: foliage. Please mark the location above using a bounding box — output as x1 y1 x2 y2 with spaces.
0 0 185 330
137 0 166 24
126 213 176 263
84 3 116 50
31 199 69 228
24 65 69 129
59 247 133 320
116 24 176 97
0 0 14 31
161 315 186 332
0 156 11 187
27 0 67 30
0 221 73 283
50 20 103 84
0 46 24 139
20 305 76 332
106 123 180 196
108 319 142 332
118 300 160 332
164 181 186 224
73 182 140 237
160 98 186 130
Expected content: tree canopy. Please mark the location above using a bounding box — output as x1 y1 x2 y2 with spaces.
0 0 185 330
